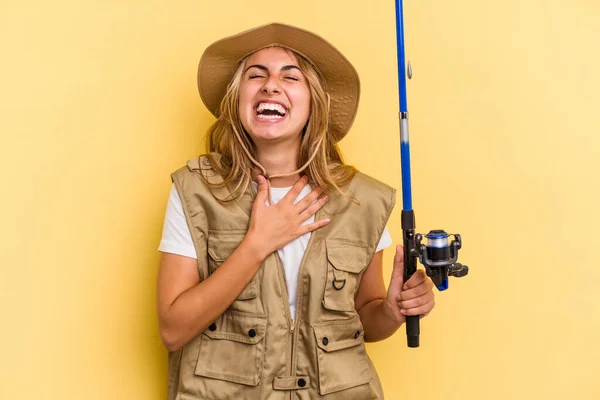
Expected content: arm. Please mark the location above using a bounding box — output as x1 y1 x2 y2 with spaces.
157 175 330 351
355 245 435 342
157 236 267 352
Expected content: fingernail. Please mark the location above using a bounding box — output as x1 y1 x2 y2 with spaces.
257 175 264 183
400 309 406 315
403 285 408 290
323 195 329 202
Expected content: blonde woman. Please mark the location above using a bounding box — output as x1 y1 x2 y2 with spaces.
157 23 435 400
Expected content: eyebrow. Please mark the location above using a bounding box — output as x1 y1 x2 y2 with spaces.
243 64 301 74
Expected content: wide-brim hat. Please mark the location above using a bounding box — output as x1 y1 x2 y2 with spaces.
197 22 360 142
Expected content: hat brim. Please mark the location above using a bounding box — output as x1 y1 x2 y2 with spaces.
198 23 360 142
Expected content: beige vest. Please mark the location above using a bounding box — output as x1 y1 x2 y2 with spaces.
167 154 396 400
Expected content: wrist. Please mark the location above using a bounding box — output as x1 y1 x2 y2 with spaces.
381 297 395 318
382 296 406 324
240 232 271 264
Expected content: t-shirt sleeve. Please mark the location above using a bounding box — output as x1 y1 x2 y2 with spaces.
375 225 393 253
158 184 198 259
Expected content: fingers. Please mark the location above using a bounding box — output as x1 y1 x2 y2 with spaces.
402 269 429 291
254 175 269 206
401 271 433 299
297 193 329 222
299 218 331 234
294 184 325 210
394 244 404 266
399 271 435 316
390 245 405 282
399 290 434 311
280 175 309 205
401 301 435 317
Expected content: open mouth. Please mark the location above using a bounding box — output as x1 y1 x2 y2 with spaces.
255 102 288 120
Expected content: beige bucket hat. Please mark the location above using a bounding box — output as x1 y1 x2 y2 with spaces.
197 22 360 142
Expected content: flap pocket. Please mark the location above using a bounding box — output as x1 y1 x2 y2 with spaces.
207 230 259 301
208 230 247 262
311 316 372 395
203 310 266 344
313 315 364 352
323 239 369 312
326 239 368 273
195 310 268 386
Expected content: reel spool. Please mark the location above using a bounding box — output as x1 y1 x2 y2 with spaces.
415 230 469 291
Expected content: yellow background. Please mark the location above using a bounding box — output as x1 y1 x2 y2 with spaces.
1 0 599 399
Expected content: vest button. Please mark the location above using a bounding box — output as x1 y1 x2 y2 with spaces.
208 323 217 331
322 337 329 346
248 328 257 338
297 378 307 387
355 331 360 339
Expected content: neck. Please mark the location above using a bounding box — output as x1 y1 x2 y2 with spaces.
252 139 302 187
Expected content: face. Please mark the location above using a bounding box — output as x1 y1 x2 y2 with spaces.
238 47 311 145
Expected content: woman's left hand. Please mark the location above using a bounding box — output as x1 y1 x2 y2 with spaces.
384 245 435 323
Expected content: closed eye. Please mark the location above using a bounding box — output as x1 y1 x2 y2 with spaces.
285 76 299 81
249 74 265 79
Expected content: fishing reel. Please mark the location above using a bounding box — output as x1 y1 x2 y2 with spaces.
413 230 469 291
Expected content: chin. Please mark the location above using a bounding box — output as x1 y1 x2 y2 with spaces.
251 130 288 142
247 125 302 143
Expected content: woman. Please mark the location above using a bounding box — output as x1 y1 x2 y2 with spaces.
157 23 435 400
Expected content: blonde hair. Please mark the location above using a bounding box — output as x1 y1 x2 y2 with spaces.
204 46 357 201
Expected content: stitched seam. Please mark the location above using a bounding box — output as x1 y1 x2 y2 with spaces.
172 171 209 281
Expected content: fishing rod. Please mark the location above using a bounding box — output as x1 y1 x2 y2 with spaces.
394 0 469 348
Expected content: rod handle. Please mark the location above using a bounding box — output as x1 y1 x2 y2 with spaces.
406 315 420 347
401 210 420 347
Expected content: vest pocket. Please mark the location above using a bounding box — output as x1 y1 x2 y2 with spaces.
323 239 368 312
207 230 259 300
195 310 268 386
311 315 373 395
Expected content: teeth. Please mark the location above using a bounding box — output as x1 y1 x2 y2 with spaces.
258 114 284 119
257 102 287 115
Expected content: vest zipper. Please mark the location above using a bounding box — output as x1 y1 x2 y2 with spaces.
273 254 295 400
288 208 321 399
274 206 323 399
274 255 294 329
250 184 297 399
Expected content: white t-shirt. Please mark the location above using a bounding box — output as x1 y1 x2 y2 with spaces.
158 183 393 319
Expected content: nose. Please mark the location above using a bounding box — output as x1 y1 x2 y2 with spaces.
261 75 280 95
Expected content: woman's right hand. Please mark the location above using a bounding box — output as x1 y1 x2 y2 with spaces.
245 175 330 260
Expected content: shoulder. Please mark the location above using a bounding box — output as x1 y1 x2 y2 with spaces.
171 152 224 183
351 171 395 192
349 171 396 204
348 171 397 217
328 162 395 196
